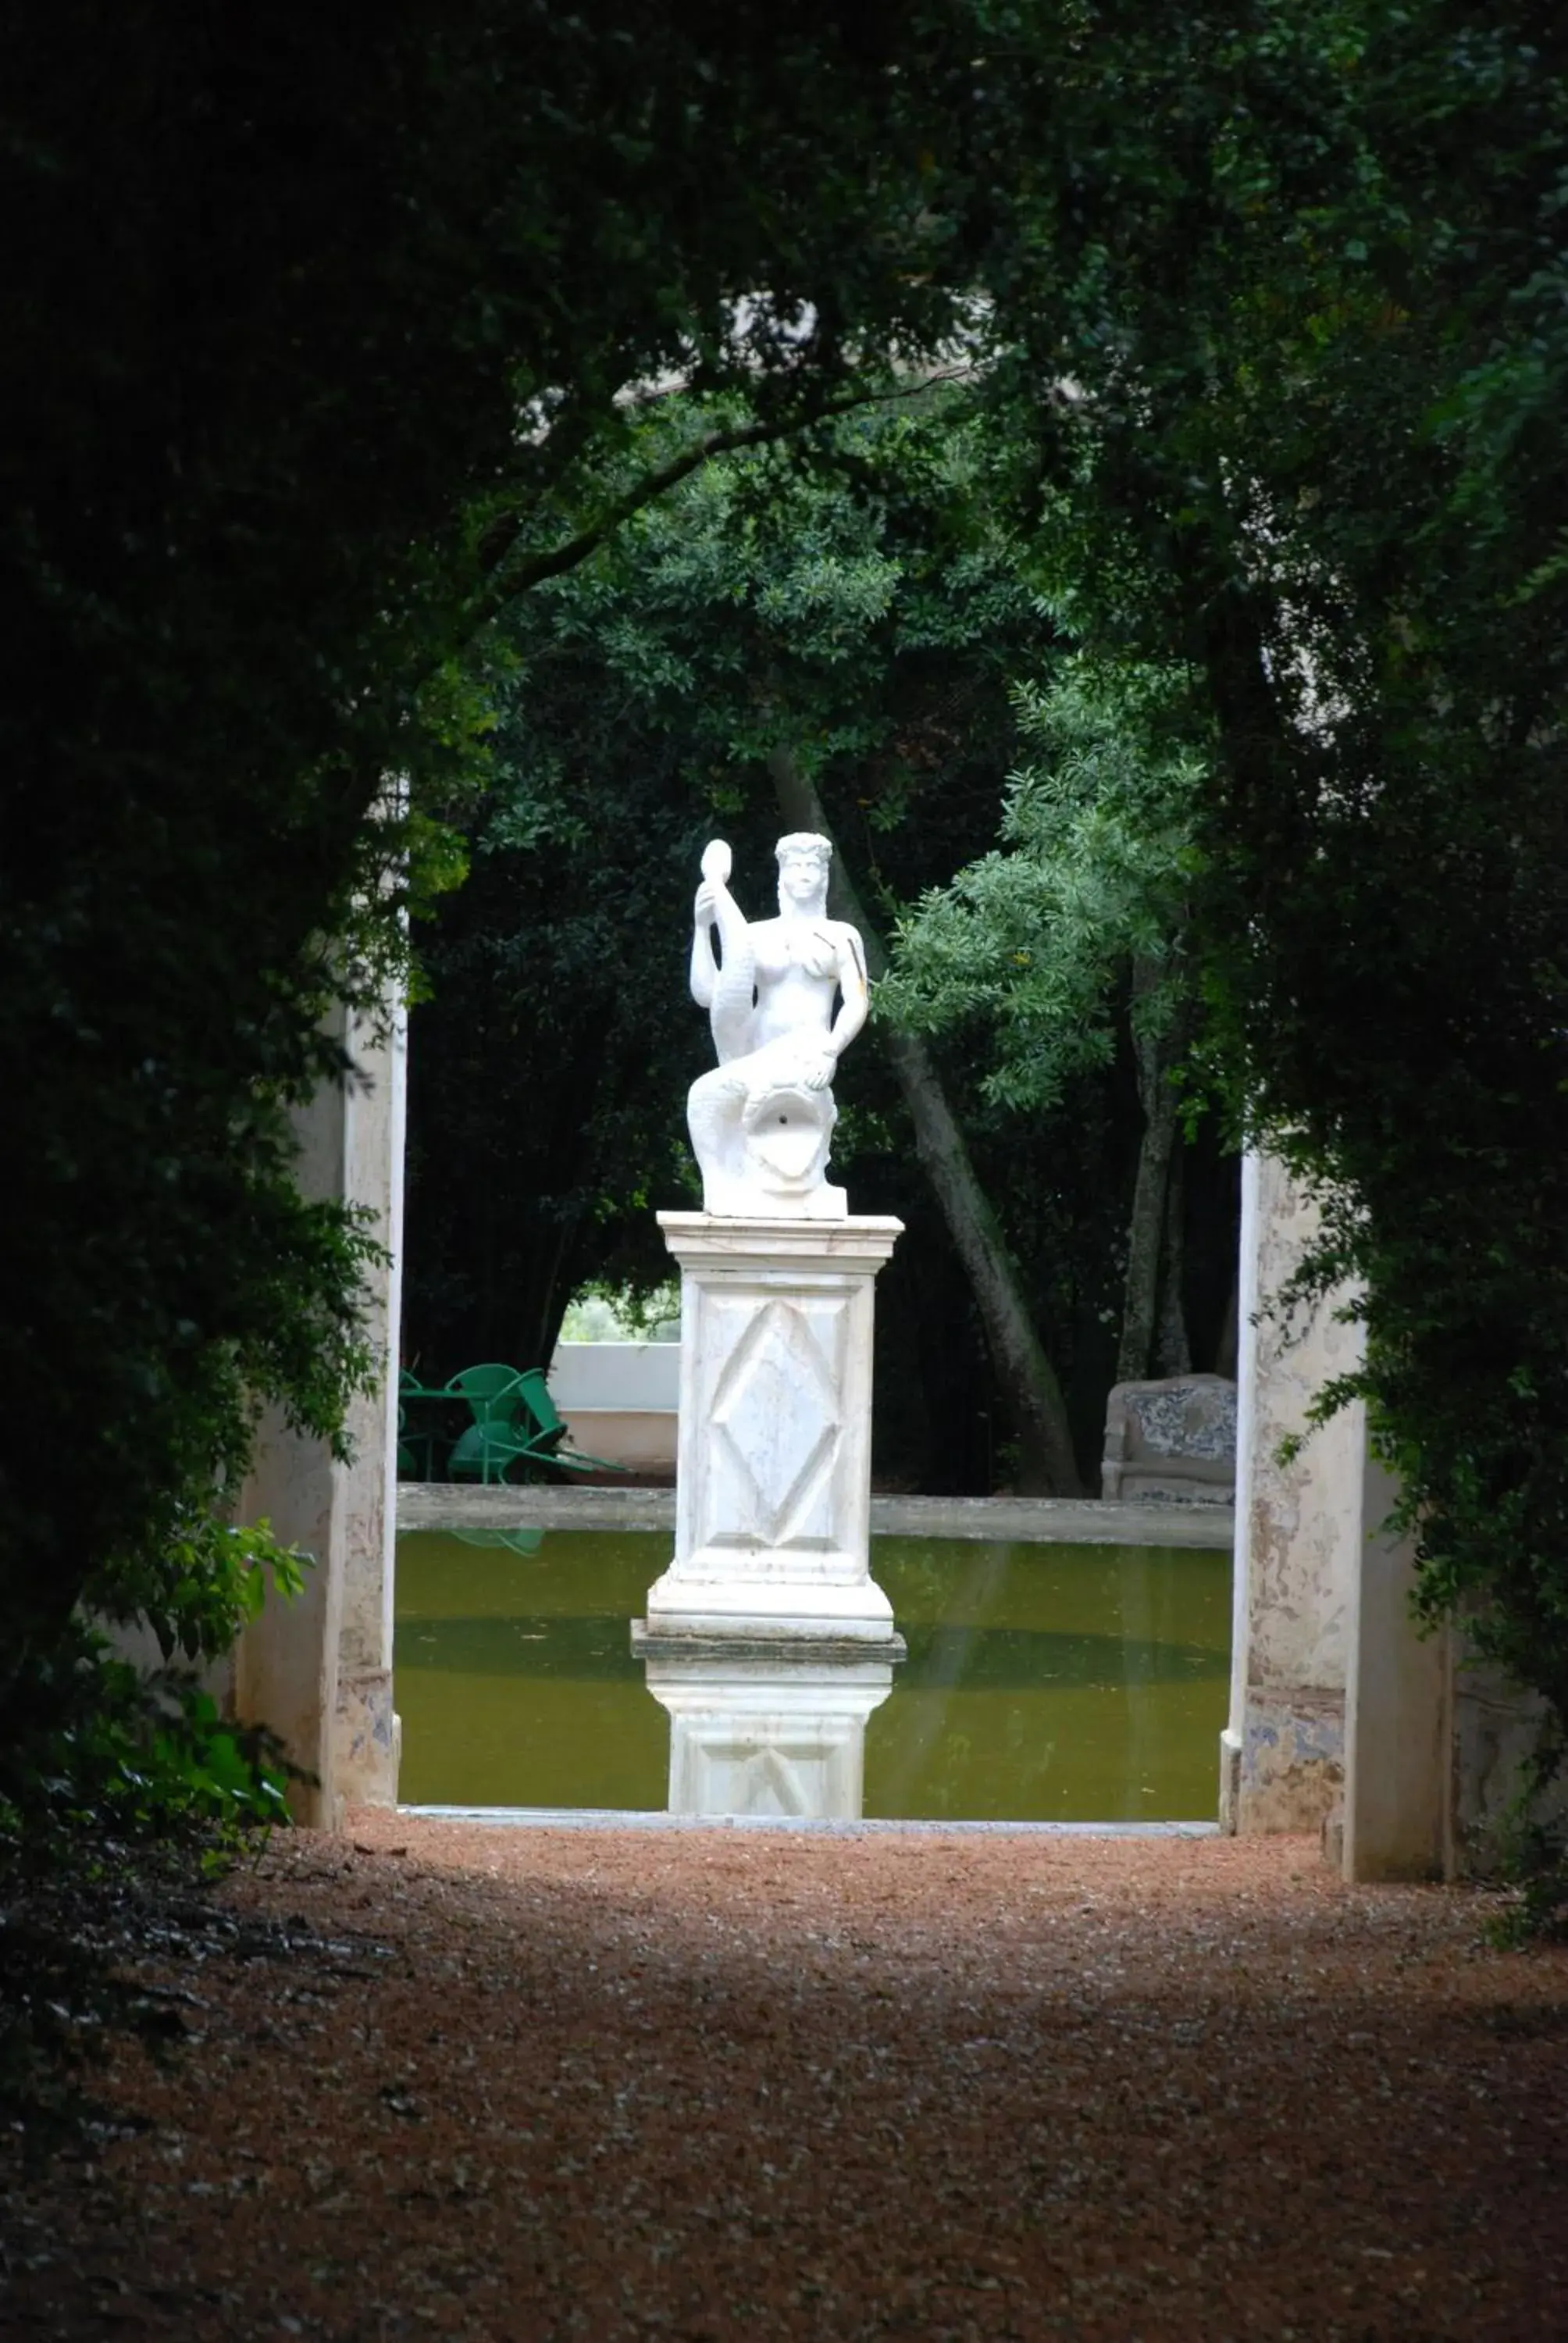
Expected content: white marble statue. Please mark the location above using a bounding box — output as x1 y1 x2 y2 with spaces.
686 833 868 1217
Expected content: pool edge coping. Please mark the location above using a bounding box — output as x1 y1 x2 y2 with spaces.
397 1485 1234 1551
398 1806 1222 1837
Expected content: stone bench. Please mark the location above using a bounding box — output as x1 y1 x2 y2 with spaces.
1101 1372 1236 1506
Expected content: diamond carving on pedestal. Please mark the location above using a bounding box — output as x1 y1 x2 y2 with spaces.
710 1298 843 1543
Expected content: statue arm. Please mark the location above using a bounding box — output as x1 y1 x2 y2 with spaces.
827 925 869 1061
794 925 868 1090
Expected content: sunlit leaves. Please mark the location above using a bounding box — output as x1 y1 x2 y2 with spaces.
885 658 1206 1113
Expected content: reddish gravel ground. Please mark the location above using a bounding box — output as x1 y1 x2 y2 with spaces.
3 1813 1566 2341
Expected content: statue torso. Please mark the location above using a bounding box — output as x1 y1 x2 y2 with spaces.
749 915 850 1047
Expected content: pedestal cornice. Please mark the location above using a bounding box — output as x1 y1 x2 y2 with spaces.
657 1211 903 1270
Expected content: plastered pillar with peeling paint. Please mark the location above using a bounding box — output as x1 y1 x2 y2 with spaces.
1220 1154 1358 1837
1221 1153 1450 1878
232 993 404 1824
1341 1448 1445 1880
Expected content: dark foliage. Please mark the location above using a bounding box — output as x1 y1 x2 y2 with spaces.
1 0 984 2108
3 0 981 1658
950 1 1568 1835
406 394 1238 1484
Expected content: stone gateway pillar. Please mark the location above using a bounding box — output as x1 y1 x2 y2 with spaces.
232 993 405 1824
1222 1151 1446 1879
1220 1153 1359 1838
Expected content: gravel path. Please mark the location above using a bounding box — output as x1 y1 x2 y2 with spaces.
5 1813 1566 2341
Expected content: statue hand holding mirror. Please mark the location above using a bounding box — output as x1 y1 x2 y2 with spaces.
686 833 868 1218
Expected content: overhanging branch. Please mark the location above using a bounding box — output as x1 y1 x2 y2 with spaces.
460 367 980 645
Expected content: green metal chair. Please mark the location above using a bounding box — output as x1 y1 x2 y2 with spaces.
444 1363 528 1425
440 1364 540 1485
445 1414 547 1485
511 1367 629 1475
397 1368 454 1479
440 1360 629 1481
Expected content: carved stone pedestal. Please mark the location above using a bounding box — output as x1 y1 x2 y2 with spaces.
637 1212 903 1648
638 1647 896 1820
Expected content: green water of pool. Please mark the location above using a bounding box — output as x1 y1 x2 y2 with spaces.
394 1529 1231 1821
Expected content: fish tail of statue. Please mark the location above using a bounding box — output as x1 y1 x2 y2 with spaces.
705 876 756 1068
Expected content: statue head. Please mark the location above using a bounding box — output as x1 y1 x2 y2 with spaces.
775 832 832 909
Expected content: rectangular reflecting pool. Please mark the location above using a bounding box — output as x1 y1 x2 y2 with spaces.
394 1530 1231 1821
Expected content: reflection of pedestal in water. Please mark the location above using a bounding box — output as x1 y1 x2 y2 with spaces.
638 1211 904 1648
640 1649 896 1820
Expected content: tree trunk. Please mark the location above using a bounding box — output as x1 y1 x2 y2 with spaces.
1117 959 1188 1384
1155 1135 1192 1377
1117 1079 1174 1382
767 748 1083 1496
1213 1263 1240 1382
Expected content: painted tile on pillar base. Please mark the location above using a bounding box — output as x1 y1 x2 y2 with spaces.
1230 1695 1345 1835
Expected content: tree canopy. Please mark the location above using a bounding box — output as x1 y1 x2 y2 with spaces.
404 387 1165 1489
7 0 1568 1981
0 1 1010 2102
957 1 1568 1764
2 1 983 1666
